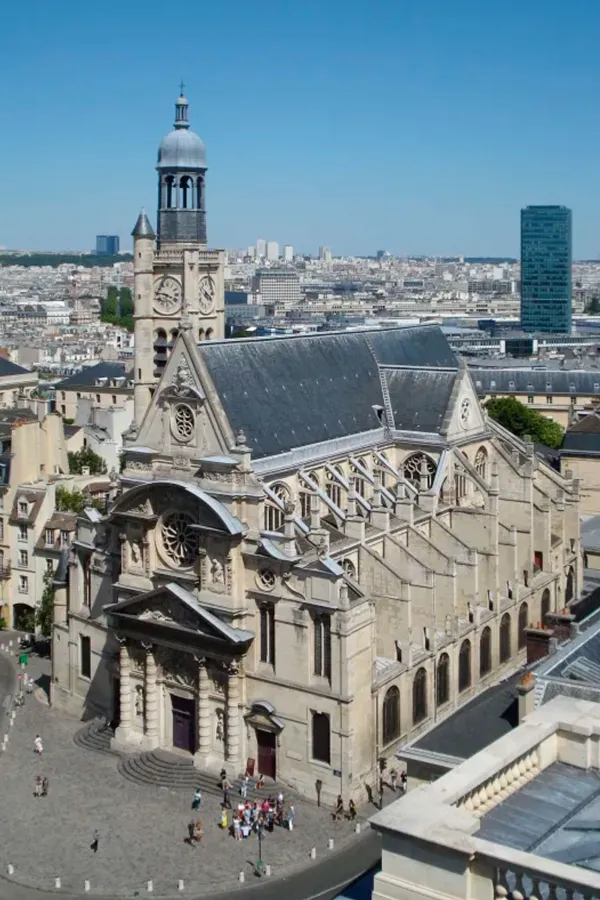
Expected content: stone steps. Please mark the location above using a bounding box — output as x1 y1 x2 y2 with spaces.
117 748 288 799
73 720 120 757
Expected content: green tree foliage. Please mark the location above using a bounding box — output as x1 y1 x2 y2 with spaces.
100 286 134 331
585 296 600 315
68 447 107 476
486 397 564 449
0 254 131 268
55 485 87 514
36 570 55 638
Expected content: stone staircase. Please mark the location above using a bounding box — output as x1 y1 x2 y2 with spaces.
117 747 288 798
73 719 120 757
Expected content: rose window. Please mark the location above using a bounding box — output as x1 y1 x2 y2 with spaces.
173 404 195 442
256 568 276 591
160 512 199 568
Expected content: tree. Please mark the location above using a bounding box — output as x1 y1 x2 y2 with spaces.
100 286 134 332
55 485 87 514
68 447 107 476
36 570 55 638
486 397 564 449
585 296 600 315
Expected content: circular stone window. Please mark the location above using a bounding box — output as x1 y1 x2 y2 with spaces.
256 568 276 591
159 512 200 568
172 404 195 442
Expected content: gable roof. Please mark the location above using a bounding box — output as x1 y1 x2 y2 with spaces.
561 413 600 456
0 358 33 378
382 367 457 433
55 362 133 390
197 326 457 459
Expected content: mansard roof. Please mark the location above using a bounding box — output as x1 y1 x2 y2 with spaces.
197 325 457 459
382 367 457 432
470 367 600 396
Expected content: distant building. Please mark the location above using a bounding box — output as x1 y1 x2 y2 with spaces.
283 244 294 262
256 238 266 258
319 246 332 262
96 235 120 256
266 240 279 261
520 206 572 334
251 268 301 307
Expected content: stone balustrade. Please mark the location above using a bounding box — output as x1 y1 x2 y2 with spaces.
494 861 600 900
456 747 541 817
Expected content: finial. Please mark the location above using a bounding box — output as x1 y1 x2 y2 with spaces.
236 428 247 447
179 79 185 96
174 87 189 130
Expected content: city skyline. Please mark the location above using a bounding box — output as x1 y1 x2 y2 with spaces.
2 0 600 256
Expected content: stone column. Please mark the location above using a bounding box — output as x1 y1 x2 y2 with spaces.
143 643 159 749
112 638 133 750
226 663 241 767
197 659 211 758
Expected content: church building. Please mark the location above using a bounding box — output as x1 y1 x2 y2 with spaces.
51 94 582 804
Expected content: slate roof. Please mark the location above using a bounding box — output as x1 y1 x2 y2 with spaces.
0 358 33 378
54 362 133 390
197 326 457 459
382 367 457 432
0 407 37 439
562 412 600 456
471 368 600 396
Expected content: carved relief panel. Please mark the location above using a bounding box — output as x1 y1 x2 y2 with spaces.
157 647 198 688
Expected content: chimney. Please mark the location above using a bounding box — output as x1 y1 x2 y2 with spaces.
524 625 556 665
544 610 576 642
517 672 536 722
282 500 297 558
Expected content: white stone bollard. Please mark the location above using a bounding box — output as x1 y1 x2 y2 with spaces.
84 880 90 892
147 880 153 893
1 643 5 651
55 877 61 889
8 640 12 648
328 837 334 850
239 872 245 883
265 864 272 877
7 864 13 875
11 711 15 720
178 879 185 892
310 847 316 860
3 734 8 743
355 822 361 834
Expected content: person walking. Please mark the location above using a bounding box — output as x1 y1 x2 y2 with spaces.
187 820 196 846
222 778 232 809
42 776 49 798
90 830 99 854
400 771 408 794
348 799 357 820
192 788 201 810
34 735 43 756
378 776 384 809
34 775 42 798
240 773 249 798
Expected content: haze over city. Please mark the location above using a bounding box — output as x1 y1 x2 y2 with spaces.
2 0 600 256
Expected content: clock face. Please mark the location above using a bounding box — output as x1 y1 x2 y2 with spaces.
198 274 215 315
154 276 182 315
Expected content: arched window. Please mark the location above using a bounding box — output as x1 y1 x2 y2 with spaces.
412 667 427 725
566 567 574 604
403 453 436 490
180 175 192 209
436 654 449 706
474 447 488 481
326 467 343 509
518 602 529 650
264 483 289 532
198 328 205 341
350 463 367 499
205 328 214 340
299 492 311 519
196 176 204 210
153 328 168 376
341 559 356 579
165 175 175 208
480 627 491 677
311 712 330 764
500 613 511 663
382 685 400 746
541 589 551 625
455 467 467 500
458 640 471 692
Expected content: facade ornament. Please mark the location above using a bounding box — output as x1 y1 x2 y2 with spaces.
135 684 144 717
215 708 225 742
131 540 143 567
317 537 328 558
211 557 225 584
171 357 195 396
283 499 295 516
236 428 247 447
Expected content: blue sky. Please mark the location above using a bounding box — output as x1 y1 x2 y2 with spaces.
1 0 599 256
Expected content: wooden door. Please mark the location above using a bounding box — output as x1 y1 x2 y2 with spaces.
171 694 195 753
256 729 276 779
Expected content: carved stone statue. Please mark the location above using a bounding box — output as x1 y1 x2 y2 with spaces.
211 557 224 584
135 684 144 717
131 541 143 567
215 709 224 742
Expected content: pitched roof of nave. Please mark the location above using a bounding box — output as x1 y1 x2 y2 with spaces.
382 367 457 432
196 325 457 459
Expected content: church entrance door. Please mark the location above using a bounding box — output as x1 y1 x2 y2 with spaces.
171 694 195 753
256 729 276 779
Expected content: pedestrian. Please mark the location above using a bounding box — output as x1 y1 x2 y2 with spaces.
256 773 264 790
222 778 232 809
26 677 33 695
233 815 241 841
34 735 43 755
378 777 384 808
240 773 249 798
194 820 203 843
42 776 49 797
34 775 42 798
400 771 408 794
192 788 201 810
390 768 398 792
333 794 344 821
348 799 357 820
187 820 196 846
90 830 99 854
287 804 295 831
220 806 228 831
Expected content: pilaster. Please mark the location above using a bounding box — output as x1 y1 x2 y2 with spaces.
226 662 241 767
141 643 159 750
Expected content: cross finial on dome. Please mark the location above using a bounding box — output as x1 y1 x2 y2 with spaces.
174 85 189 130
179 79 185 96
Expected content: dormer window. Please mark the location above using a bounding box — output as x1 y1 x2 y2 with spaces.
45 529 54 546
508 381 515 390
490 380 496 389
527 383 534 391
18 500 28 517
546 383 552 391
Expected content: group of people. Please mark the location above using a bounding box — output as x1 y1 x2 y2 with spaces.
333 795 357 821
223 794 295 840
33 775 49 798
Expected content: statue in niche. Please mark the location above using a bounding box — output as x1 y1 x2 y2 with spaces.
131 541 143 567
211 557 224 585
135 684 144 718
215 709 224 743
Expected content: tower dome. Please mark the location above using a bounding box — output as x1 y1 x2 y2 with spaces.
157 94 206 169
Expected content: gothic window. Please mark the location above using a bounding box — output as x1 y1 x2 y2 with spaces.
480 627 492 677
256 568 276 591
198 328 205 341
264 483 290 532
311 711 331 764
566 567 574 604
458 640 471 692
299 492 310 519
518 602 528 650
172 404 195 442
382 685 400 746
350 462 367 499
455 467 467 500
206 328 214 340
541 589 551 625
413 667 427 725
259 604 275 666
403 453 436 489
341 558 356 579
474 447 488 481
159 512 200 568
436 654 449 707
326 467 343 508
313 614 332 680
500 613 511 664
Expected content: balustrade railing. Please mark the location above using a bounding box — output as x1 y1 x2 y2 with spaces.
455 747 540 817
494 863 600 900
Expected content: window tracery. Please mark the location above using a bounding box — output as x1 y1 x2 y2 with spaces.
172 404 195 442
474 447 488 481
159 512 199 568
403 453 436 489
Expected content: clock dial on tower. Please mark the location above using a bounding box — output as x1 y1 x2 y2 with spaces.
198 275 215 315
154 276 182 315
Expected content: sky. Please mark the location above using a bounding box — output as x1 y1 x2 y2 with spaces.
1 0 600 257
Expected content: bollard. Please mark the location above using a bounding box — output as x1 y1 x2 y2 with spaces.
147 880 153 893
328 837 334 850
239 872 245 883
11 711 15 720
310 847 316 860
3 734 8 743
355 822 361 834
55 877 61 889
84 880 90 892
8 640 12 648
178 879 185 892
7 864 13 875
265 864 272 877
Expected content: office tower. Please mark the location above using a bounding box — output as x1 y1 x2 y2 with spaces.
282 244 294 262
266 241 279 261
246 246 256 259
318 246 332 262
96 235 120 255
520 206 572 333
251 268 301 306
256 238 266 258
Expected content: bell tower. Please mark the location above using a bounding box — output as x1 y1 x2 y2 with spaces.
130 91 225 431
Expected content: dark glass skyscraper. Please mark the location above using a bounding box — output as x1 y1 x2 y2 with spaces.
96 235 120 256
520 205 572 333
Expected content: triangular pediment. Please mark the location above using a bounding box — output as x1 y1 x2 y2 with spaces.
442 368 487 443
107 582 252 646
